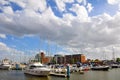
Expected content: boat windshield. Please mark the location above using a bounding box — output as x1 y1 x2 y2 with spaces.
29 65 46 69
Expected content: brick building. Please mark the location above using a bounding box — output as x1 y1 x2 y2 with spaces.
54 54 86 64
35 52 51 64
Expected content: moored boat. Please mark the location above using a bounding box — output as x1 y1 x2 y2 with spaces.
0 59 12 70
24 62 50 76
111 64 120 68
91 65 109 71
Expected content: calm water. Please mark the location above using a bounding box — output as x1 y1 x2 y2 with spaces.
0 69 120 80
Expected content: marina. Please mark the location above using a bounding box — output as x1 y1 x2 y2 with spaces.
0 1 120 80
0 68 120 80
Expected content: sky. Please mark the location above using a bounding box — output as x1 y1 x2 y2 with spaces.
0 0 120 62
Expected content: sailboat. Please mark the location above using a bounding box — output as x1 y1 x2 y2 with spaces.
111 47 120 68
91 48 110 71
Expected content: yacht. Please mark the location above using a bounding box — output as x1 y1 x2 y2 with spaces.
0 59 12 70
111 64 120 68
91 65 109 71
24 62 50 76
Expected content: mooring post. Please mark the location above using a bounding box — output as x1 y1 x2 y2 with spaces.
67 64 70 78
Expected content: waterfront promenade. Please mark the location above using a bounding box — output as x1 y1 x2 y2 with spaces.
0 68 120 80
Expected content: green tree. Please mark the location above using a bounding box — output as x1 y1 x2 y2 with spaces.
51 58 56 64
116 58 120 62
94 59 100 62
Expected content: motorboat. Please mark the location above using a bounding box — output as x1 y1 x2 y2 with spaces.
24 62 50 76
0 59 12 70
111 64 120 68
91 65 109 71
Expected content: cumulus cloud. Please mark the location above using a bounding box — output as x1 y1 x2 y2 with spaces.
0 42 9 51
107 0 120 5
0 34 6 39
87 3 93 13
3 6 14 15
0 0 120 59
55 0 74 12
55 0 66 12
0 42 34 62
70 4 89 21
77 0 83 3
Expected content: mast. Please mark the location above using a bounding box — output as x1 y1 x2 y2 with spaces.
112 47 115 61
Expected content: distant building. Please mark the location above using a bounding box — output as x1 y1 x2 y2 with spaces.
80 54 86 63
53 54 86 64
35 52 52 64
54 54 65 64
35 53 41 62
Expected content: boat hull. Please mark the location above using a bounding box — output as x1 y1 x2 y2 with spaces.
111 65 120 68
24 69 50 76
91 66 109 71
0 65 11 70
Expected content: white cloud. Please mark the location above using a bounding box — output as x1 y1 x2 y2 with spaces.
0 42 9 51
26 0 47 12
0 0 9 5
0 42 19 55
107 0 120 5
1 0 120 59
0 42 33 62
9 0 26 8
77 0 83 3
87 3 93 13
3 6 14 15
0 34 6 39
55 0 66 12
70 4 89 21
77 0 87 5
64 0 74 3
55 0 74 12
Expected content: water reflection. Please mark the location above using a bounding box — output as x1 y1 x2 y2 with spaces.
1 69 120 80
24 75 50 80
24 75 70 80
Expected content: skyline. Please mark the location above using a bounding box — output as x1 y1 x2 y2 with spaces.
0 0 120 62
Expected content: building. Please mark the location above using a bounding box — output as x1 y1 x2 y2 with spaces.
35 53 41 62
35 52 51 64
53 54 86 64
81 54 86 63
54 54 65 64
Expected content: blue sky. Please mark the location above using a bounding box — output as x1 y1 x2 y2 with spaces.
0 0 120 62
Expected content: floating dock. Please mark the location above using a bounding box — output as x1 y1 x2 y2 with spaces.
49 72 67 77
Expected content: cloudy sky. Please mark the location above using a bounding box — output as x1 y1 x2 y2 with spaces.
0 0 120 62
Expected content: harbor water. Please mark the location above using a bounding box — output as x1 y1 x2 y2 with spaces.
0 68 120 80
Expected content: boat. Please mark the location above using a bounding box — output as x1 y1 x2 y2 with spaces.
91 65 109 71
0 59 12 70
24 62 50 76
49 64 69 77
49 72 67 77
79 70 84 74
111 64 120 68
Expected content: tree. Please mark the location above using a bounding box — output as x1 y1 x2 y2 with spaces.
94 59 100 62
116 58 120 62
51 58 56 64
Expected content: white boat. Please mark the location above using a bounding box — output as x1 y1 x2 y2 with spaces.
0 59 12 70
111 64 120 68
24 62 50 76
91 65 109 71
